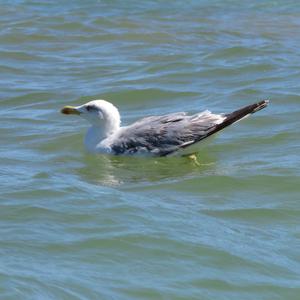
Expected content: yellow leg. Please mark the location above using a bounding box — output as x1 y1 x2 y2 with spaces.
187 153 200 166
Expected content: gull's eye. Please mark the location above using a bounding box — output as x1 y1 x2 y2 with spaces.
86 105 95 112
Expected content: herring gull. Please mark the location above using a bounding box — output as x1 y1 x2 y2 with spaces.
61 99 269 156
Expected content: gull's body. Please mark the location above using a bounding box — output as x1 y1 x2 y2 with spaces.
61 99 269 156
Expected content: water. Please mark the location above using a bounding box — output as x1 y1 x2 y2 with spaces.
1 1 300 299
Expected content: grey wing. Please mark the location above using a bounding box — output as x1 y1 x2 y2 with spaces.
111 111 225 156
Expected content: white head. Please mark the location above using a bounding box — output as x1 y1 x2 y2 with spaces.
61 99 121 136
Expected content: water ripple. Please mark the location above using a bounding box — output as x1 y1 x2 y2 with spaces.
1 1 300 299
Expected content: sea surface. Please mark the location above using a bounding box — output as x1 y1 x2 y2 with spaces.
1 1 300 299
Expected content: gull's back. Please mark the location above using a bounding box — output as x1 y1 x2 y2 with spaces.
110 111 225 156
109 100 269 156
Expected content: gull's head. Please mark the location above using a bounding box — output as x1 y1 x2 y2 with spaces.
61 99 121 134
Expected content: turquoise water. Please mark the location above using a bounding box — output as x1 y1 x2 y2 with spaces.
1 1 300 299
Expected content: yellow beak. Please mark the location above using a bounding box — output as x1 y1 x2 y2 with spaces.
61 106 80 115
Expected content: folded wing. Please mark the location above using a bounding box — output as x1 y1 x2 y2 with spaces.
110 111 224 156
110 100 269 156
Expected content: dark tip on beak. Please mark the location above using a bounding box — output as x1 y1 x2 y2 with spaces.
61 106 80 115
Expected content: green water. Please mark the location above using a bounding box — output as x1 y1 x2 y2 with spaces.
1 1 300 299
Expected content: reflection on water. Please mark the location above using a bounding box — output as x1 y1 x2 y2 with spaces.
77 151 217 187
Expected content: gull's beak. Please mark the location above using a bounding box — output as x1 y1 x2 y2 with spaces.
61 106 80 115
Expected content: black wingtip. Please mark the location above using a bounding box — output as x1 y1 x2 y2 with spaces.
201 99 270 141
224 99 269 124
169 99 270 155
253 99 269 113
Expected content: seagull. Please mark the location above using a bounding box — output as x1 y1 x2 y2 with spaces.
61 99 269 157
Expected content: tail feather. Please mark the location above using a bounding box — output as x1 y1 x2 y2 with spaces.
203 100 269 140
164 100 269 156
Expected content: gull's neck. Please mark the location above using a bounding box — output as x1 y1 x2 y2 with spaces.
84 123 120 153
